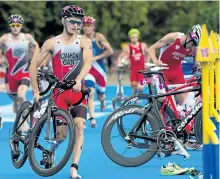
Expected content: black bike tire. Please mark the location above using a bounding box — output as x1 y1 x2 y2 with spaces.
118 94 175 148
11 101 32 169
121 93 149 107
28 109 74 177
194 109 202 144
102 105 161 167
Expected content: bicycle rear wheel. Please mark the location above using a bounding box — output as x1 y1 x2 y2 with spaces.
118 94 175 148
102 105 161 167
28 108 74 176
194 109 202 144
10 101 32 169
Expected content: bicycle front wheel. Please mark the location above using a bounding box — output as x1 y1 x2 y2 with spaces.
28 108 74 176
10 101 32 169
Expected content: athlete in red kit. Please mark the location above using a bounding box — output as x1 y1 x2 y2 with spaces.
29 5 92 178
117 28 150 95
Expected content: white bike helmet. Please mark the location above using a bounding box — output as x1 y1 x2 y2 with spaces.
188 24 202 46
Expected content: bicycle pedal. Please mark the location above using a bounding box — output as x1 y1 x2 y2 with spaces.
40 159 47 165
157 150 166 159
157 152 165 159
45 162 53 169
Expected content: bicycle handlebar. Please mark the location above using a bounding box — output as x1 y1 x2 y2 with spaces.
150 66 169 72
145 63 168 68
37 70 90 96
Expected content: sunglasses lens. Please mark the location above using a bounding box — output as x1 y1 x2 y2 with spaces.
10 24 21 28
68 20 82 25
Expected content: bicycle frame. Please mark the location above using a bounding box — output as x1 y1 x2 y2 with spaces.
128 85 201 142
12 94 51 151
142 72 201 133
160 82 200 133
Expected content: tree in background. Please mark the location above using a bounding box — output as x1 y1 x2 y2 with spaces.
0 1 219 48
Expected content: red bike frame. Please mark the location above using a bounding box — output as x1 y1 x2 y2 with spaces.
157 76 200 134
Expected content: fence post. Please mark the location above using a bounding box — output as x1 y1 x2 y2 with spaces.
196 24 219 179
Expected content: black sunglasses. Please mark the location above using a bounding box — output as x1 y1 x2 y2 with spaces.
66 18 82 26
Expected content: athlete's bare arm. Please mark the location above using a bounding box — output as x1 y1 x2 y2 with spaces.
142 43 151 63
148 32 179 64
26 34 39 60
93 33 113 61
117 45 129 66
76 36 92 82
0 35 7 64
29 38 54 94
0 48 6 65
40 53 51 67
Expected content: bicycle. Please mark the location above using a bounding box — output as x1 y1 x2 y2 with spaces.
9 70 90 176
101 75 202 167
116 64 201 145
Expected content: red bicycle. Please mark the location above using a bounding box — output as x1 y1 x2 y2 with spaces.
119 64 201 144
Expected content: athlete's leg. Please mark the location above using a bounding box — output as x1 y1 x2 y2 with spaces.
84 74 97 127
53 90 87 177
5 68 12 99
95 71 107 111
98 92 105 111
131 81 137 95
6 83 10 96
137 73 144 94
70 105 87 179
130 70 138 95
16 78 30 112
11 93 18 113
5 71 16 111
8 76 19 113
87 87 97 128
169 69 188 105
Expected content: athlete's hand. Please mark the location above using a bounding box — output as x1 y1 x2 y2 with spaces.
155 60 163 66
72 79 81 92
33 92 41 102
